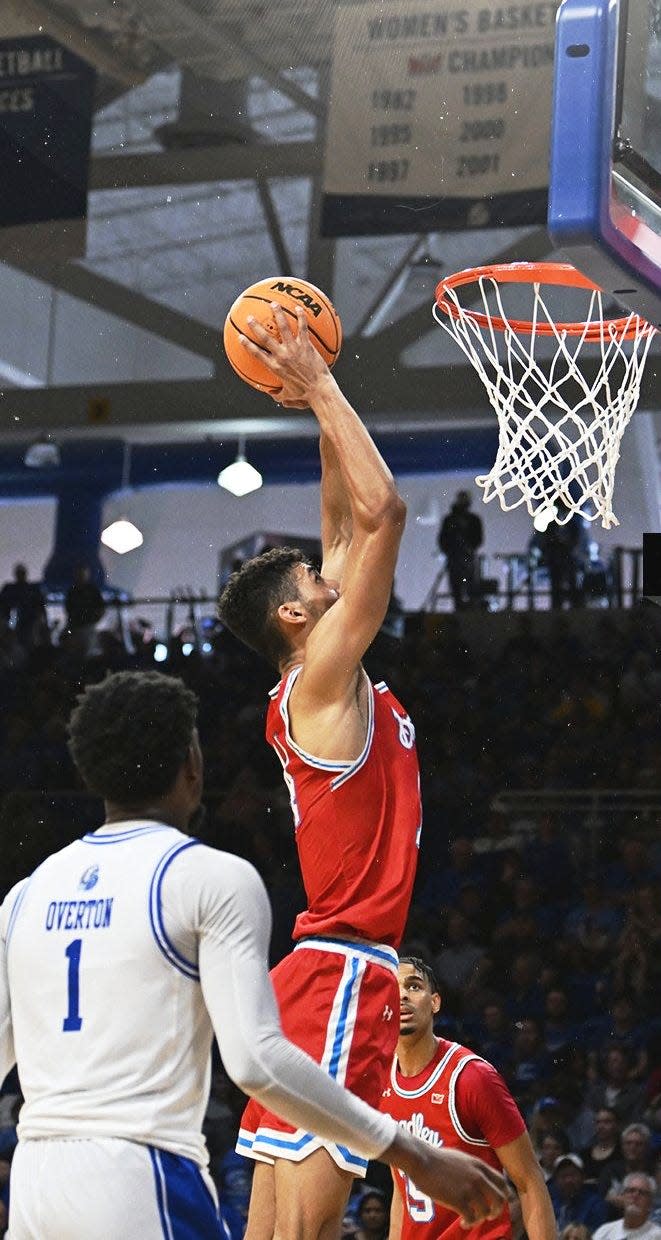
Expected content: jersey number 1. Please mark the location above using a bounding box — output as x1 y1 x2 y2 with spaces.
63 938 83 1032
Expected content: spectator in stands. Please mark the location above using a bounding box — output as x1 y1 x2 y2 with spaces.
603 839 657 902
437 489 483 610
506 952 546 1022
0 564 47 650
543 988 577 1057
564 881 623 968
548 1153 609 1232
475 996 514 1076
600 1124 656 1215
533 505 587 609
538 1126 572 1182
64 564 105 633
593 1172 661 1240
587 1048 646 1127
619 653 661 713
433 909 488 1011
416 835 486 912
581 1108 622 1185
353 1187 389 1240
492 876 553 960
63 564 106 659
509 1017 553 1115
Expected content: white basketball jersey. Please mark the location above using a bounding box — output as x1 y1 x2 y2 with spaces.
2 822 213 1166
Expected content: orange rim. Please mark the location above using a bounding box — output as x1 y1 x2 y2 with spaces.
435 261 651 341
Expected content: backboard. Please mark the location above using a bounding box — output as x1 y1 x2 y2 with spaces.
548 0 661 328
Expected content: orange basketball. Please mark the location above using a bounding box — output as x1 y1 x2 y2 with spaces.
223 276 343 393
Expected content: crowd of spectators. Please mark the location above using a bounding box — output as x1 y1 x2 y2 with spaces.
0 583 660 1236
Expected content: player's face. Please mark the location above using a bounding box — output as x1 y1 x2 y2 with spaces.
397 964 439 1038
295 562 340 622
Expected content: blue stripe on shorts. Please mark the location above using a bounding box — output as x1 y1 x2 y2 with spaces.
148 1147 225 1239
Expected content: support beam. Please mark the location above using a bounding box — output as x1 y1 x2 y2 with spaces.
89 142 320 192
256 178 294 274
0 352 658 434
4 259 222 365
6 0 147 88
369 227 555 352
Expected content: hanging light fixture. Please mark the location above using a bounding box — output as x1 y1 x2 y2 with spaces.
24 434 61 468
101 442 144 554
217 436 262 497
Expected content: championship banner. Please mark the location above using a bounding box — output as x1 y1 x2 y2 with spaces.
0 35 96 259
321 0 559 236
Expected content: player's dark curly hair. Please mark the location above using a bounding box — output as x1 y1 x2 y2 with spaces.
217 546 307 667
67 671 198 804
399 955 440 995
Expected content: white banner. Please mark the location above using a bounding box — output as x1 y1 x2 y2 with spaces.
321 0 559 235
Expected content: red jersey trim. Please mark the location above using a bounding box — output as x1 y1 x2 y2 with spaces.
449 1056 490 1146
391 1043 463 1098
278 666 376 787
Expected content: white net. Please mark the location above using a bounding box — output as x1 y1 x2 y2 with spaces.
433 273 656 529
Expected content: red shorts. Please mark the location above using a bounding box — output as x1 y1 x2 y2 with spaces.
236 937 399 1175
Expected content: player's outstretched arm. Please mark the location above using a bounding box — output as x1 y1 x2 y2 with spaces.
387 1139 507 1229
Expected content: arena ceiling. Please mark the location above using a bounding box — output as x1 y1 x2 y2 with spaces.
0 0 659 446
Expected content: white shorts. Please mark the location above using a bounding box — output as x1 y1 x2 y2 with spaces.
8 1137 227 1239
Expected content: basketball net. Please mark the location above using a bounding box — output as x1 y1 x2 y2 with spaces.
433 263 656 530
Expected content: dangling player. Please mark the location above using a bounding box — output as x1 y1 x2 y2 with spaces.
382 958 556 1240
217 306 422 1240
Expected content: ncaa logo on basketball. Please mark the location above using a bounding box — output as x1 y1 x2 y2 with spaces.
269 281 322 317
392 708 415 749
79 865 99 891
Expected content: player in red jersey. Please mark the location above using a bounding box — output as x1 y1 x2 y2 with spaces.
382 958 556 1240
216 307 432 1240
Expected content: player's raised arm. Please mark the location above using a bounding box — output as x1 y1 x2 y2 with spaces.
319 432 352 588
238 304 406 701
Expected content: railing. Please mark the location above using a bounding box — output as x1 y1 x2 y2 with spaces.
489 788 661 864
41 591 220 658
424 546 644 612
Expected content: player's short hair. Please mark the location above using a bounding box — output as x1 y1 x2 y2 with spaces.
217 546 307 667
67 670 198 804
399 955 440 995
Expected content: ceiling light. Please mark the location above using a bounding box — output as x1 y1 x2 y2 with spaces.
101 518 144 554
217 439 263 497
24 435 60 468
101 443 144 553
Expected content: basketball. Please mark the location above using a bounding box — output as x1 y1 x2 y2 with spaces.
223 276 343 393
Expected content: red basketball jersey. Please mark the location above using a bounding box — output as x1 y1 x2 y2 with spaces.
267 668 421 947
381 1039 525 1240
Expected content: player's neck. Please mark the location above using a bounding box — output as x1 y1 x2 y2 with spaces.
279 649 305 677
396 1032 440 1078
104 804 190 832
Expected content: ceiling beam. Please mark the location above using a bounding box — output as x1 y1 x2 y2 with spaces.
6 0 147 88
90 141 320 192
0 350 658 434
369 227 555 352
4 259 222 365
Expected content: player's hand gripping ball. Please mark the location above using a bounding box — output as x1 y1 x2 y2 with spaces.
223 276 343 393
